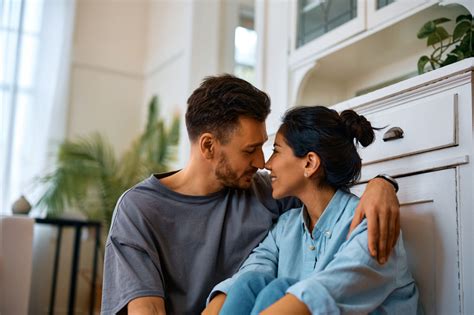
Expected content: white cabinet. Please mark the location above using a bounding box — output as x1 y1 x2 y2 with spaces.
332 58 474 314
352 170 460 314
289 0 439 69
290 0 366 66
366 0 435 28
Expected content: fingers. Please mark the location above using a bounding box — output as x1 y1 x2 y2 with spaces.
366 208 379 258
385 207 397 260
393 211 401 249
377 209 389 264
348 205 365 239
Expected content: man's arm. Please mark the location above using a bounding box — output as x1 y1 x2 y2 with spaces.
349 177 400 264
128 297 166 315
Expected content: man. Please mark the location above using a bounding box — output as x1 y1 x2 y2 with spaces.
101 75 400 314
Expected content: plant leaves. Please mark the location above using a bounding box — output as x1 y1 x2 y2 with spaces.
37 96 180 231
456 14 472 23
418 55 430 74
453 20 471 41
427 26 449 46
433 17 451 25
417 21 436 39
450 48 464 60
440 53 459 67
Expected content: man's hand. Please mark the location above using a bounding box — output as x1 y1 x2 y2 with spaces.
349 177 400 264
128 296 166 315
202 293 226 315
260 294 310 315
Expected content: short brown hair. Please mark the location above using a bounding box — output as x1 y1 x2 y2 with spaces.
185 74 271 143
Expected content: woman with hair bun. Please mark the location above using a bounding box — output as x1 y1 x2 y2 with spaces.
205 106 420 315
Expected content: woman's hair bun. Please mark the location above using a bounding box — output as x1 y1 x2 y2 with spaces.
340 110 375 147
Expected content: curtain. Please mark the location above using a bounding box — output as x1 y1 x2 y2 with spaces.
0 0 76 215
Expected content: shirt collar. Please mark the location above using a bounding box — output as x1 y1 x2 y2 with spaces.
300 189 352 238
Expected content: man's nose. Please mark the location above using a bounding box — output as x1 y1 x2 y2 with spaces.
252 149 265 169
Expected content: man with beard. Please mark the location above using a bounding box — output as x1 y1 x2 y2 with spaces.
101 75 400 315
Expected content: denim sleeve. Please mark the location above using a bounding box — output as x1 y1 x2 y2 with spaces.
207 217 283 304
286 221 409 314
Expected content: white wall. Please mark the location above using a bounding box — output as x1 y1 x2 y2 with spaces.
29 0 150 313
67 0 148 155
257 0 291 135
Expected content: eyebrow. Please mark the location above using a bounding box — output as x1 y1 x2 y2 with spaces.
246 137 269 148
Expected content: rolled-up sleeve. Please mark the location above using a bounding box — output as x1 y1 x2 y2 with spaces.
287 221 410 314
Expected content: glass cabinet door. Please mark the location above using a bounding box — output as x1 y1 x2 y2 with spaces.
297 0 358 48
367 0 434 29
290 0 365 64
376 0 395 10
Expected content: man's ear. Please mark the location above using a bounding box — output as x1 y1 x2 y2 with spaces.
199 133 216 159
304 152 321 178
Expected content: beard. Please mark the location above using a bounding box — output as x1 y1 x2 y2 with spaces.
215 152 257 189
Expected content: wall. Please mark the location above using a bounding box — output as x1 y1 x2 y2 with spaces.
67 0 148 155
29 0 150 313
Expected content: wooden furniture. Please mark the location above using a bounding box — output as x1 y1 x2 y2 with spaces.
337 58 474 314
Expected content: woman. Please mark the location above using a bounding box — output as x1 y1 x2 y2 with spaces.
204 106 420 315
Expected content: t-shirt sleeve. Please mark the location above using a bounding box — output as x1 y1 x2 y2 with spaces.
101 190 165 314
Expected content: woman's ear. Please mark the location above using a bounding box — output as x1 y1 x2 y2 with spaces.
199 133 215 159
304 152 321 178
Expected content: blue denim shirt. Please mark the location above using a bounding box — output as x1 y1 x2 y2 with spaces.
210 189 420 314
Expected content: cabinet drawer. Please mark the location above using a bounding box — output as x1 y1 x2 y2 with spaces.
359 93 458 164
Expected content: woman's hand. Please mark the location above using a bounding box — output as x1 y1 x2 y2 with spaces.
348 177 400 264
259 294 310 315
202 293 226 315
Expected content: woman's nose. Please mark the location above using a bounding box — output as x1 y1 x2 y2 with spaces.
264 159 272 171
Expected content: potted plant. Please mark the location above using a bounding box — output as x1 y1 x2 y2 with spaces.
417 14 473 74
37 96 180 230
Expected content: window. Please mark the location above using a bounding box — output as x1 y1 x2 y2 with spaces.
1 0 44 213
1 0 74 214
234 6 257 86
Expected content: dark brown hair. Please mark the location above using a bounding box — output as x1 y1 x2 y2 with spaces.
279 106 376 189
185 74 271 143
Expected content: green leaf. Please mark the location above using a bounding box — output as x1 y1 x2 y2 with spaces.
427 26 449 46
433 17 451 25
440 54 459 67
450 48 464 60
418 56 430 74
453 20 471 41
417 21 436 39
456 14 472 23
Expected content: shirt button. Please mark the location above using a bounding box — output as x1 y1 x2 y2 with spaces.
324 230 331 237
309 245 315 251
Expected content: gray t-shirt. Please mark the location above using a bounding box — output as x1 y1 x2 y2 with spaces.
101 171 298 314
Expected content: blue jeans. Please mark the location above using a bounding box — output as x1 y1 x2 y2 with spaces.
219 271 299 315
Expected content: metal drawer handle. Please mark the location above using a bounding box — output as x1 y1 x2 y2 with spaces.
383 127 404 142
